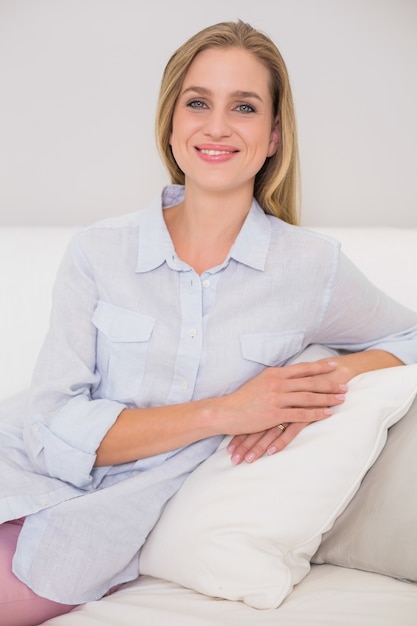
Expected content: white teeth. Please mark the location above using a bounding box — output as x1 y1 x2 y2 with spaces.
200 149 232 155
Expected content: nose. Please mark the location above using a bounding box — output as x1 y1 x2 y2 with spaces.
203 108 232 139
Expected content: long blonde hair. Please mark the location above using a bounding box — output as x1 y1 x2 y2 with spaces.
156 20 300 225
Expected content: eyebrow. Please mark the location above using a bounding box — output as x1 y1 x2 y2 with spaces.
181 86 264 102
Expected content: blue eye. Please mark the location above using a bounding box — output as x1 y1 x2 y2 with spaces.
187 100 207 109
236 103 255 113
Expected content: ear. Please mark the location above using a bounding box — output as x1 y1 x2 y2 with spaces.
267 115 280 157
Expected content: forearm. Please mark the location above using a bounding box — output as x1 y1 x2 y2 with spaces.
327 349 404 382
94 399 218 467
95 359 348 467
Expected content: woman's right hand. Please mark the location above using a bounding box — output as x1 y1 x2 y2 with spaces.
217 358 347 440
95 359 346 467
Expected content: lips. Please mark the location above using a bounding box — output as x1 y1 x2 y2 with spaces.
195 144 239 155
199 149 234 155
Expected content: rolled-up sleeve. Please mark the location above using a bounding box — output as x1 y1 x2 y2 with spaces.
24 234 126 488
315 250 417 363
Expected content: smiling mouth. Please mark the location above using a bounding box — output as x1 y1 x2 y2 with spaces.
198 149 236 155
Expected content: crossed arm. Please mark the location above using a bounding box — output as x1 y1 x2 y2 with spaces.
95 349 403 467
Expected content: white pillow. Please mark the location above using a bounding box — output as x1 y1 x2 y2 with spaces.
139 364 417 609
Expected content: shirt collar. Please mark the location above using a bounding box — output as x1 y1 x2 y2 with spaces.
136 185 272 273
229 199 271 271
136 186 183 273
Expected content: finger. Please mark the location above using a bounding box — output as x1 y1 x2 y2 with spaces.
280 390 346 409
276 359 338 380
270 405 335 424
264 368 348 394
286 376 348 394
240 426 289 464
228 431 271 465
259 392 344 420
266 422 307 455
227 434 248 455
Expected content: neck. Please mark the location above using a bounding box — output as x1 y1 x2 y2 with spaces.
164 185 253 274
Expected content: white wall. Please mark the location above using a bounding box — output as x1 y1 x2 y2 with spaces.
0 0 416 227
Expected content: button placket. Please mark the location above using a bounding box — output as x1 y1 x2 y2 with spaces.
166 271 204 403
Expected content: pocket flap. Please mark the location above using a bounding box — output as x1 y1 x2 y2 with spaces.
240 331 304 366
92 300 155 342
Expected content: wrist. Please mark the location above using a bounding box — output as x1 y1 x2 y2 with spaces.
196 396 225 437
334 350 403 381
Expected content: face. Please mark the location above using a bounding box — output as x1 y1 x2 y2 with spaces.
170 47 280 195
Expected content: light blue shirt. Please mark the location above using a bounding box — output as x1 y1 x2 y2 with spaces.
1 184 417 603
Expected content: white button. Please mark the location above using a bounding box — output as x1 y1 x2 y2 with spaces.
202 279 210 288
189 328 198 338
32 423 40 432
180 381 189 390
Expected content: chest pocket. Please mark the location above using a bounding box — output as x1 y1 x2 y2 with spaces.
240 330 304 367
92 300 155 403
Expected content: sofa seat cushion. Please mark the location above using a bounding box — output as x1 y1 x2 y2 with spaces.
42 566 417 626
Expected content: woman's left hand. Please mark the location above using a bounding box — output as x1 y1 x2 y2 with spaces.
226 421 307 464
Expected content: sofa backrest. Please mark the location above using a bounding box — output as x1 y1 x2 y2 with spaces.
0 227 78 400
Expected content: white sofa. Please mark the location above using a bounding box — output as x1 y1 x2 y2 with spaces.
1 225 417 626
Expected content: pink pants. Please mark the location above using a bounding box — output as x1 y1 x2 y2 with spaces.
0 519 76 626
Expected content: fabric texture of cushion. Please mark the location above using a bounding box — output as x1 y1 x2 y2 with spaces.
312 392 417 581
139 364 417 609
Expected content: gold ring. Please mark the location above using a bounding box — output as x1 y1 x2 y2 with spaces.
276 424 286 432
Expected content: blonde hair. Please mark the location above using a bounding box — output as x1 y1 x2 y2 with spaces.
156 20 300 225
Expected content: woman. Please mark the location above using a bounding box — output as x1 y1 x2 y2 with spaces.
1 20 417 626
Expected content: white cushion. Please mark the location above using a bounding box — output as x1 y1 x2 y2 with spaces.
140 364 417 609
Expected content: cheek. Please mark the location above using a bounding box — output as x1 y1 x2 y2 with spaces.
168 129 187 172
169 123 181 154
169 129 180 156
169 109 181 147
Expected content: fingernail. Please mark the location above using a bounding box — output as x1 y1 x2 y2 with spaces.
339 384 348 392
267 446 277 455
324 408 333 416
231 454 241 464
227 443 236 453
335 394 345 401
245 452 256 463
